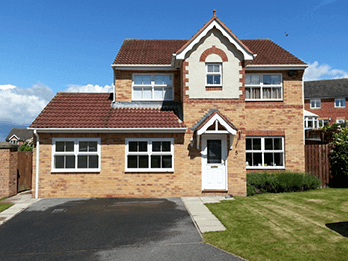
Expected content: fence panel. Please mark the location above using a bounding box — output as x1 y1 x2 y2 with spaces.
17 151 33 192
305 144 331 188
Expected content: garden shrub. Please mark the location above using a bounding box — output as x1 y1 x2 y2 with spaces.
247 171 321 196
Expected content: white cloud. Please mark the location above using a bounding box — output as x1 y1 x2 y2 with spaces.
65 84 113 93
0 82 54 126
304 61 348 81
313 0 338 10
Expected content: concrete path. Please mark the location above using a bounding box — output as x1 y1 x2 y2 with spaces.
181 196 233 233
0 191 40 226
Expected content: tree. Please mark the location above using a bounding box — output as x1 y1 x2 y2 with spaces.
19 141 33 152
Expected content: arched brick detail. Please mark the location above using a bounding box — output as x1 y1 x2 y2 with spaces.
199 46 228 62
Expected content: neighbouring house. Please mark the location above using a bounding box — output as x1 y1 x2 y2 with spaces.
304 78 348 128
5 128 34 145
29 12 307 199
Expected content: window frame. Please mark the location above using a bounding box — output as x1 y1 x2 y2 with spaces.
245 73 283 101
132 73 174 101
336 119 345 124
335 98 346 108
246 137 285 169
125 138 174 172
310 99 321 109
206 63 222 87
51 138 101 173
304 116 319 129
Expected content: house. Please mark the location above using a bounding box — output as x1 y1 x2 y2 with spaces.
29 12 307 199
304 78 348 127
5 128 33 145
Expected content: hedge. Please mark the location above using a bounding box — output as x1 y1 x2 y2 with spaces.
247 171 321 196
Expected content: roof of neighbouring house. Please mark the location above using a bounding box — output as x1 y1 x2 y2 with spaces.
113 38 305 66
5 128 33 142
30 93 186 129
304 78 348 99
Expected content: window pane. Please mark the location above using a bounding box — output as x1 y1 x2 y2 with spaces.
214 75 221 85
66 156 75 168
207 65 214 72
56 142 65 152
207 75 213 85
162 156 172 168
263 88 271 99
151 155 161 168
143 75 151 85
271 75 281 85
79 141 88 152
263 75 271 85
139 142 147 152
133 87 142 99
252 88 261 99
316 100 320 107
245 88 250 99
246 153 252 166
128 156 137 168
78 155 88 168
251 75 260 85
154 87 163 99
265 138 273 150
55 156 64 168
89 155 98 168
253 138 261 150
162 142 170 152
264 153 273 166
207 140 221 164
66 142 74 152
163 88 173 100
245 75 251 85
134 75 143 85
272 87 282 99
155 75 164 85
139 156 148 168
274 138 282 150
246 139 252 150
274 153 283 166
213 64 220 72
152 142 161 152
253 153 262 166
163 75 172 85
143 87 152 99
129 142 137 152
89 142 97 152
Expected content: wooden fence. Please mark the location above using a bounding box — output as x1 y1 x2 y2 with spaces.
305 144 332 188
17 151 32 192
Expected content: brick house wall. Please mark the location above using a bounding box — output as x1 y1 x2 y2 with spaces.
0 148 18 198
304 98 348 124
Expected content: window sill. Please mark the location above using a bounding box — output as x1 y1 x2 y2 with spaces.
246 99 283 102
246 167 285 170
51 169 101 173
132 99 174 102
125 169 174 173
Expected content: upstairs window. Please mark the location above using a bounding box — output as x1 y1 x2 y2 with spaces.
310 99 321 109
335 98 345 108
245 74 282 100
206 64 222 86
132 74 174 101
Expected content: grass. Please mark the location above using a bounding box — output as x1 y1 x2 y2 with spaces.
203 189 348 261
0 197 13 213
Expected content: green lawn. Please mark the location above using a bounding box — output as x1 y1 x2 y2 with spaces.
0 197 13 213
204 189 348 261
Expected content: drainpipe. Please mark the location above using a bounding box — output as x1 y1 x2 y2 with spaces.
113 69 116 102
34 130 39 199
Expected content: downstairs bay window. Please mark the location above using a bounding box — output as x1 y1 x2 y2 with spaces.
125 138 174 172
52 138 101 172
246 137 284 169
245 74 282 100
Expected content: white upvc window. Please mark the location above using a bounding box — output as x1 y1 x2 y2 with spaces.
319 119 329 128
125 138 174 172
336 119 345 124
246 137 285 169
310 99 321 109
132 74 174 101
245 74 282 100
335 98 346 108
304 117 319 129
52 138 101 172
206 63 222 86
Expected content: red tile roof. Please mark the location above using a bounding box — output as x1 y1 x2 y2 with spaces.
30 93 186 129
113 39 305 66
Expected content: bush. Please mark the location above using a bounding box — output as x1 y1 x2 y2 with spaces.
247 171 321 196
19 141 33 152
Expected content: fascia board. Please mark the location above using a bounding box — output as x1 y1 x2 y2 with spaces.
176 20 254 61
112 64 175 71
246 64 308 70
197 114 237 136
28 128 187 133
8 134 20 140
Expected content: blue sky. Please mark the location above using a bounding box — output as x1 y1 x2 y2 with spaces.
1 0 347 141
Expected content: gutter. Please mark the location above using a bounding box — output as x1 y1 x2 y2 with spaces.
33 130 39 199
27 128 187 133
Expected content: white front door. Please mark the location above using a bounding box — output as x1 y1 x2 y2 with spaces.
202 135 227 190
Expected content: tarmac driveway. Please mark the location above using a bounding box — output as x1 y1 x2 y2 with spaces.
0 197 242 261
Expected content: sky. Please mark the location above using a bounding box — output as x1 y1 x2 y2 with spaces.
1 0 347 141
